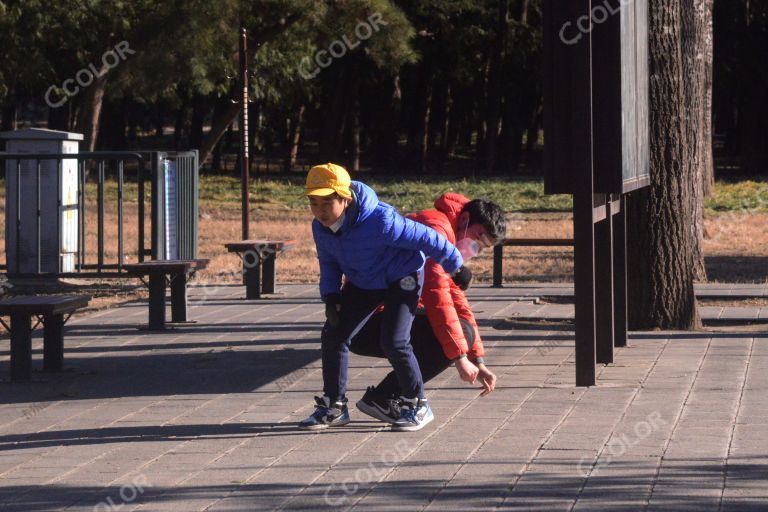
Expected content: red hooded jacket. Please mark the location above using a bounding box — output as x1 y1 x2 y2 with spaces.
408 193 485 361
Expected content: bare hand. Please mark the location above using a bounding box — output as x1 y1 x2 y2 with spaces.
477 364 497 397
455 357 479 384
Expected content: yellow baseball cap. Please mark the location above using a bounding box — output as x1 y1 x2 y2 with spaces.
306 163 352 198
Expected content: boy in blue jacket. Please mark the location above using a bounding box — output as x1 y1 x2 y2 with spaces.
300 163 465 432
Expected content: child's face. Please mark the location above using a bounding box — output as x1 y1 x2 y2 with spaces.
463 223 495 251
308 194 349 227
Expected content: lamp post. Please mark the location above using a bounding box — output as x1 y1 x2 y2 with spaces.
239 23 250 241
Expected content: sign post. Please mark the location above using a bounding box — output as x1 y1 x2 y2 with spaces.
543 0 650 386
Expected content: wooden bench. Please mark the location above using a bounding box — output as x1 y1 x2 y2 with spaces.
493 238 575 287
224 240 296 299
124 259 209 330
0 295 91 382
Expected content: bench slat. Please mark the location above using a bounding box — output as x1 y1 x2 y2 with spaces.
0 295 91 315
500 238 574 247
225 240 296 252
123 259 210 274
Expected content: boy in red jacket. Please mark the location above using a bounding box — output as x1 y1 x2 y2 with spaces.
350 194 506 423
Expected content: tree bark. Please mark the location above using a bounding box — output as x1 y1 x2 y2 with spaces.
681 0 709 281
497 92 524 174
97 98 127 150
1 86 19 131
403 61 433 173
189 94 207 151
474 58 490 171
626 0 701 330
349 94 361 172
482 0 509 173
199 101 240 167
285 104 304 174
701 0 715 197
74 65 109 151
318 65 350 164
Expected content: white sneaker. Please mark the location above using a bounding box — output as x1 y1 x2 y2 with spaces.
392 397 433 432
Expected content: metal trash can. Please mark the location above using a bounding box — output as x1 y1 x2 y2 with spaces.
150 150 199 260
0 128 82 275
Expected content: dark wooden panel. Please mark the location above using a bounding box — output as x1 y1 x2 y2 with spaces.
543 0 580 194
546 0 650 195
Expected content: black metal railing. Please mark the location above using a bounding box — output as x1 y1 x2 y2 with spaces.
0 150 198 278
0 152 146 277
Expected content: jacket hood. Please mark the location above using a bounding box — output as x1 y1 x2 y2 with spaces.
343 181 378 229
434 193 470 232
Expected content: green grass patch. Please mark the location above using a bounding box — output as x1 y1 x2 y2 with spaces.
202 175 573 213
705 179 768 213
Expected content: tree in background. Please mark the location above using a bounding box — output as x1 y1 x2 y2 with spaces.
626 0 703 330
0 0 764 178
713 0 768 176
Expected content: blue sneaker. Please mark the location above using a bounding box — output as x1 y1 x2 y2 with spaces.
298 396 350 430
393 397 434 432
356 387 401 424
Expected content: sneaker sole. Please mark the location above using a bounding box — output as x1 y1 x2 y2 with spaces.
298 417 351 431
356 400 398 424
392 410 434 432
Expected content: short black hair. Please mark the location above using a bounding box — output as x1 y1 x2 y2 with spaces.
462 199 506 243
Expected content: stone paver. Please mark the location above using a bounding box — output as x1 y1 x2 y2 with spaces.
0 283 766 511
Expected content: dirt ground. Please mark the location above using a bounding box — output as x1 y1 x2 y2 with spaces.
0 201 766 314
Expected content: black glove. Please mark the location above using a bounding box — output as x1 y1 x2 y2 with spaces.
325 293 341 328
451 266 473 291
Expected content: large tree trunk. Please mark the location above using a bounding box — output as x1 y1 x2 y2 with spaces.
626 0 701 330
682 0 710 281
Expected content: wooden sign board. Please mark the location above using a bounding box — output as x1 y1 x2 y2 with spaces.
544 0 650 195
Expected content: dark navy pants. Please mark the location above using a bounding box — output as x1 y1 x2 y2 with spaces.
322 272 424 401
350 312 476 398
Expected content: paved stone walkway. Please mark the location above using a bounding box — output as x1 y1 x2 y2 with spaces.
0 283 767 511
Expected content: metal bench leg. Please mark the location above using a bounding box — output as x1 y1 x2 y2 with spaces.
492 245 504 288
262 255 276 294
171 273 188 322
148 272 167 330
245 259 262 300
10 313 32 382
43 314 65 372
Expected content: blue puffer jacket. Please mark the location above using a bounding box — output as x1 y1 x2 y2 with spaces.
313 181 463 299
